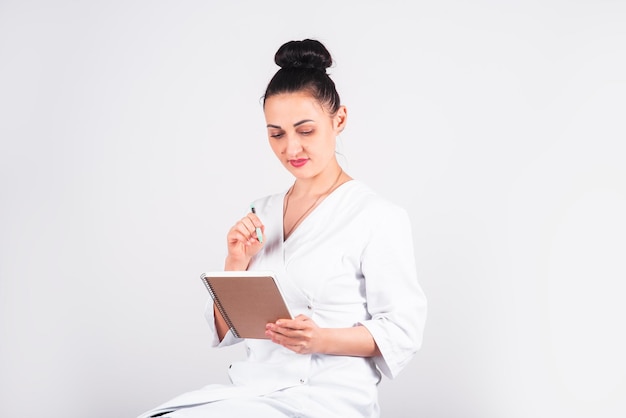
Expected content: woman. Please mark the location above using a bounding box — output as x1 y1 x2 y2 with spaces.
138 39 427 418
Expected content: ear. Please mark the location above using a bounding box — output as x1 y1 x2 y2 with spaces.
334 105 348 134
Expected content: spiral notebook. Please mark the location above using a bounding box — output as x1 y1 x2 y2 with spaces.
200 271 293 339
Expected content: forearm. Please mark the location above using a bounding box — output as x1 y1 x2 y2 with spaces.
319 325 380 357
267 315 381 357
214 304 230 341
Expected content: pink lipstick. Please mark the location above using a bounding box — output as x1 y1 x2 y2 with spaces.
289 159 308 168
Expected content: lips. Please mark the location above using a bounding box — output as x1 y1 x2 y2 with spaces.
289 159 308 168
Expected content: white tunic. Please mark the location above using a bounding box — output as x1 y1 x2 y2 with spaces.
138 180 427 418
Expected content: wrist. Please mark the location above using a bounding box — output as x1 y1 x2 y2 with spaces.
317 327 334 355
224 255 250 271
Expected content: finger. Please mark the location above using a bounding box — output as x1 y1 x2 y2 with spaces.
233 220 262 245
245 214 265 243
246 212 264 229
228 226 252 244
266 323 296 338
275 317 309 330
273 326 310 341
226 230 245 246
227 228 257 249
267 329 305 349
238 217 256 237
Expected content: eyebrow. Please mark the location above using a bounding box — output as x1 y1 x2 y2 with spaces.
266 119 315 129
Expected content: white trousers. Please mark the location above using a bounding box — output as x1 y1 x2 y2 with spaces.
146 395 303 418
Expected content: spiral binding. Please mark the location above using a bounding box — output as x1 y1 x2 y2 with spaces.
201 274 240 338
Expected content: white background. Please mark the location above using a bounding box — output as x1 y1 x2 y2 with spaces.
1 1 625 417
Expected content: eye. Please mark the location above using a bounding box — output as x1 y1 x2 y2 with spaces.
269 132 284 139
299 130 313 136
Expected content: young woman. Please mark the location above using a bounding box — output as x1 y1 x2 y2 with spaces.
138 39 427 418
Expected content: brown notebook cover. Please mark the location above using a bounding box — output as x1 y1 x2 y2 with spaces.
200 271 293 339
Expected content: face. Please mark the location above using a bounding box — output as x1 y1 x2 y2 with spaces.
264 92 347 180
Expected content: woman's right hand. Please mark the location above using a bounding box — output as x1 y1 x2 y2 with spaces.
224 211 265 270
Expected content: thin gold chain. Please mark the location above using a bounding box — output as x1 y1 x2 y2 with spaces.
283 169 344 239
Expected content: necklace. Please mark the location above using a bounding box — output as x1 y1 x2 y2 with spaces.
283 169 344 240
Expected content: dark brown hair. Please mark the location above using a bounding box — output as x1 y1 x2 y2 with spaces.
263 39 341 114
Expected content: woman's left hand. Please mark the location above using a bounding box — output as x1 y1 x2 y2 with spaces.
265 314 326 355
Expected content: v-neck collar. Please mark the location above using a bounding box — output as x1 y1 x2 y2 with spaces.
281 179 355 244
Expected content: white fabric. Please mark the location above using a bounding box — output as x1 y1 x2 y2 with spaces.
137 180 427 418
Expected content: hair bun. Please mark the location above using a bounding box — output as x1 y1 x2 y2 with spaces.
274 39 333 71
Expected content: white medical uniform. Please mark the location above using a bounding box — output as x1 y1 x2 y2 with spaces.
137 180 427 418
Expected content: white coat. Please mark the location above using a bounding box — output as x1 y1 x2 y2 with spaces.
137 180 427 418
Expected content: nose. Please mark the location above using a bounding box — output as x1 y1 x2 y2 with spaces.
284 133 302 157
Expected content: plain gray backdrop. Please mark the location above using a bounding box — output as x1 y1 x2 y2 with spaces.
1 1 625 417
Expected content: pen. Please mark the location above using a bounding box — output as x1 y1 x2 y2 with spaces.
250 203 263 243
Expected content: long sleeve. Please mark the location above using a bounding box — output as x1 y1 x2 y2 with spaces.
359 205 427 379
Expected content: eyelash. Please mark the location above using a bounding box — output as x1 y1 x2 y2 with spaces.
270 130 312 139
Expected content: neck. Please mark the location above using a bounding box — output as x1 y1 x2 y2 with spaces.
290 166 345 198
